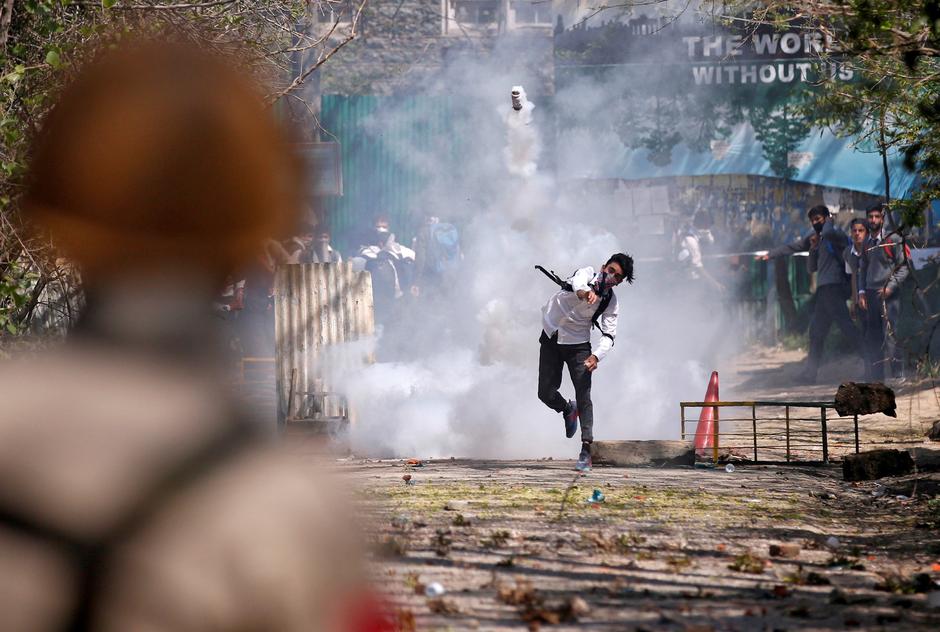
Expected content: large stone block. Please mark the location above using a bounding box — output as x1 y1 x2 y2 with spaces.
590 441 695 467
842 449 914 481
910 447 940 472
927 420 940 441
834 382 896 417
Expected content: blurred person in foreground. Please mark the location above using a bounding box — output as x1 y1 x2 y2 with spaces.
0 40 383 631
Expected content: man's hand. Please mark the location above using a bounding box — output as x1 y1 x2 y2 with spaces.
583 355 599 372
878 287 893 299
757 254 769 261
859 293 868 311
809 234 819 249
576 289 598 305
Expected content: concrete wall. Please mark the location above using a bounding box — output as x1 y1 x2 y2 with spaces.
316 0 554 96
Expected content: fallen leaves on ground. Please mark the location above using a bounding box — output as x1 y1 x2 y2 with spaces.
728 552 766 574
496 578 590 625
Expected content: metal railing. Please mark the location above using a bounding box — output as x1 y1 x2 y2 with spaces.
680 400 863 464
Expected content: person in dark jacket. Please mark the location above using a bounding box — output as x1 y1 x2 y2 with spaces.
763 205 861 383
859 203 909 380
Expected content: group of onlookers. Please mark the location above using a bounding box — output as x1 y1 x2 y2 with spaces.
766 203 908 383
214 213 461 357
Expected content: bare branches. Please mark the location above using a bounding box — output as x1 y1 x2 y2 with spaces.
270 0 367 102
0 0 372 335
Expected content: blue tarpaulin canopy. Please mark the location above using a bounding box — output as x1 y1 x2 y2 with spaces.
605 123 917 197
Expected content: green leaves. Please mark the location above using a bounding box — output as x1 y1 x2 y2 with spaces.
44 49 61 69
102 0 118 8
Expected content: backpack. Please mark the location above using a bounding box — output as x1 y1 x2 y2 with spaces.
534 265 615 343
426 223 460 275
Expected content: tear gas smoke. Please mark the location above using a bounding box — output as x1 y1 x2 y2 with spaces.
330 46 742 459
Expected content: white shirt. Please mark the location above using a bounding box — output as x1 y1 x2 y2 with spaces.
541 266 618 361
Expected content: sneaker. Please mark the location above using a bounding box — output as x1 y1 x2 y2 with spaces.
574 446 592 472
563 400 578 438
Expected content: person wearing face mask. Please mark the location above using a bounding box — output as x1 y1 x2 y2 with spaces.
537 253 634 472
762 205 859 383
310 229 343 264
859 203 909 381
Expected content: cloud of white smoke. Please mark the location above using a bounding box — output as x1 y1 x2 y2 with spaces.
329 32 741 459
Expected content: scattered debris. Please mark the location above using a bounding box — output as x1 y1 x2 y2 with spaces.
404 572 424 595
728 552 766 574
482 529 512 549
424 582 446 597
391 514 410 529
452 513 472 527
825 536 841 548
496 579 590 625
785 565 831 586
724 463 736 473
665 555 693 573
427 598 460 614
769 543 801 558
825 554 865 570
376 536 407 558
406 458 424 467
842 449 914 481
444 500 469 511
585 489 605 504
434 528 453 555
875 571 935 594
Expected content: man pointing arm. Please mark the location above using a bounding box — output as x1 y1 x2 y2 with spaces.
537 253 633 471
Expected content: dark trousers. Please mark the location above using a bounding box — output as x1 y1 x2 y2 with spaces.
537 331 594 443
807 284 862 374
863 293 902 380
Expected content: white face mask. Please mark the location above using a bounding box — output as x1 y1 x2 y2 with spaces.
592 271 616 292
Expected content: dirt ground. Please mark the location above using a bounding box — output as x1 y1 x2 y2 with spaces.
328 345 940 631
347 458 939 631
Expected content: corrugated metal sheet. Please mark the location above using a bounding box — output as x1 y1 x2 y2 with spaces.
274 262 374 425
319 95 457 253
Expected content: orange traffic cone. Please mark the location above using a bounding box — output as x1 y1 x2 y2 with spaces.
694 371 719 457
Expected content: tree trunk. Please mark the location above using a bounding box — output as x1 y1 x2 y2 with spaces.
0 0 15 52
774 257 798 333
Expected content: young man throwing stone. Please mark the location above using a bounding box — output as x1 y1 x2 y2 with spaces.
537 253 634 471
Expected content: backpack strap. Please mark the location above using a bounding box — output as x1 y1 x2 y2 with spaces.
0 413 259 632
591 290 614 344
534 265 573 292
